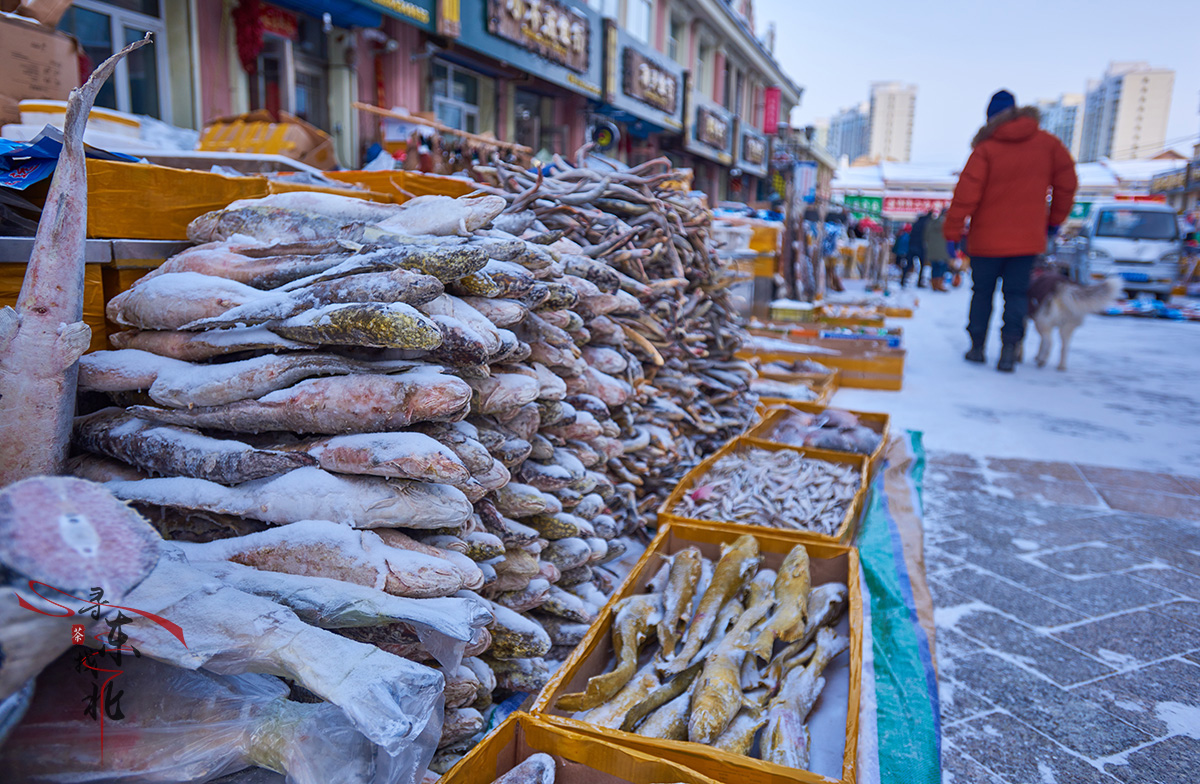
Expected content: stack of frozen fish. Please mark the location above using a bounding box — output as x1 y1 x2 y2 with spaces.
50 189 657 779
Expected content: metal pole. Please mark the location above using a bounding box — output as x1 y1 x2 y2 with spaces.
781 168 798 300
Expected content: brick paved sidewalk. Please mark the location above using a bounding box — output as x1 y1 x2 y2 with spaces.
925 452 1200 784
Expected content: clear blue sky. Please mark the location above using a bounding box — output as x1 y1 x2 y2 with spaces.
755 0 1199 164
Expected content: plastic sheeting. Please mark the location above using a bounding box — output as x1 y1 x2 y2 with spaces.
853 433 940 784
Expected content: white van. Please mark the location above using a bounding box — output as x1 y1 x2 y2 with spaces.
1058 201 1183 300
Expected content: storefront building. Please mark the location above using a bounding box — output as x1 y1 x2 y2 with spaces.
734 122 768 202
594 20 684 164
57 0 800 176
1151 162 1200 214
436 0 604 160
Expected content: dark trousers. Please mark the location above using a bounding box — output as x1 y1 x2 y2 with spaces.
967 256 1036 344
900 255 916 285
931 260 949 280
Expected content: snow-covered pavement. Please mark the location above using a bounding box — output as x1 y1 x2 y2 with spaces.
833 281 1200 478
826 280 1200 781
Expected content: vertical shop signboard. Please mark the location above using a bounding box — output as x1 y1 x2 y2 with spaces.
762 86 781 134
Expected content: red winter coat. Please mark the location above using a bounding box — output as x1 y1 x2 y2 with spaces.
943 107 1077 257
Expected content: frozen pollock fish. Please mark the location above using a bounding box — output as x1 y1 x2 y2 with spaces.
106 467 473 530
130 369 471 434
74 408 314 485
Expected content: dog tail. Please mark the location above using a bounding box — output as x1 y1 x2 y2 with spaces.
1063 277 1122 315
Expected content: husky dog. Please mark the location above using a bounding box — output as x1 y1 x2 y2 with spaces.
1024 273 1122 371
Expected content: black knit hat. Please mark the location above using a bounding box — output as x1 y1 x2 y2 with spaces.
987 90 1016 119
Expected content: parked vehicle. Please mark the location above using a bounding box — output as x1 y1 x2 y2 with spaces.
1057 201 1183 301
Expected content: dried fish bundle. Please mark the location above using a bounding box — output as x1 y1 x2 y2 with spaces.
670 447 860 536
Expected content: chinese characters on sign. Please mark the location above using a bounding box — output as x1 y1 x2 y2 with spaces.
488 0 590 74
622 49 678 113
696 106 730 150
762 86 781 134
881 195 952 214
742 133 766 166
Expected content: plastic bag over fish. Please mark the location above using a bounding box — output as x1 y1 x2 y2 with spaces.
1 653 389 784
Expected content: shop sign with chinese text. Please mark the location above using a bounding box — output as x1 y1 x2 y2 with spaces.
762 86 781 134
487 0 589 73
882 194 951 215
623 48 677 113
697 106 730 150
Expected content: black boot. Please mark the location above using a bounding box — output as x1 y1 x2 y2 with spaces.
964 338 985 363
997 342 1017 372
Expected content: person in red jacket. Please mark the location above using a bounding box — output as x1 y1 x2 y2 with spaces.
944 90 1078 372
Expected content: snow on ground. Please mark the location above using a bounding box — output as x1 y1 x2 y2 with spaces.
830 279 1200 477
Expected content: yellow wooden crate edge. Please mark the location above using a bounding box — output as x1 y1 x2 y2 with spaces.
438 712 726 784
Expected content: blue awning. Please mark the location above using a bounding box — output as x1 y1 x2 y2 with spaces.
267 0 382 30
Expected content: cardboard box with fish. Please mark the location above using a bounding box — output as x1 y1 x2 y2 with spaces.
531 523 863 784
746 403 891 476
658 437 870 545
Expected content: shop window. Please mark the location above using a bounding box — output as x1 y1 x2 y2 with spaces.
248 14 331 133
433 62 481 134
58 0 170 119
626 0 651 44
515 90 542 155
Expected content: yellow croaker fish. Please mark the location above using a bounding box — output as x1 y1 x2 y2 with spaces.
556 594 663 711
688 570 776 744
762 627 849 769
620 660 703 733
657 547 704 660
763 582 849 690
751 545 812 661
636 680 697 740
713 690 769 756
665 535 760 674
580 664 661 728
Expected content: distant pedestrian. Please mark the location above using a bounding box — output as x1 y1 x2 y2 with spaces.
909 211 931 287
923 210 950 291
944 89 1078 372
892 226 911 285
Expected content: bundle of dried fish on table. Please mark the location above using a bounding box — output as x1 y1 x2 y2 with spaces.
469 155 760 523
669 446 860 535
67 186 663 776
551 537 850 773
760 407 882 455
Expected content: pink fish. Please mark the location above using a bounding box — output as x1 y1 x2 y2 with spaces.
0 36 151 485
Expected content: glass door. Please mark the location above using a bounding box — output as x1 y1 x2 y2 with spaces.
58 0 170 119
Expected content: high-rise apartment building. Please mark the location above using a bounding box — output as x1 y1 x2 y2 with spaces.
827 102 870 163
1078 62 1175 162
867 81 916 163
1037 94 1085 159
825 83 916 164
